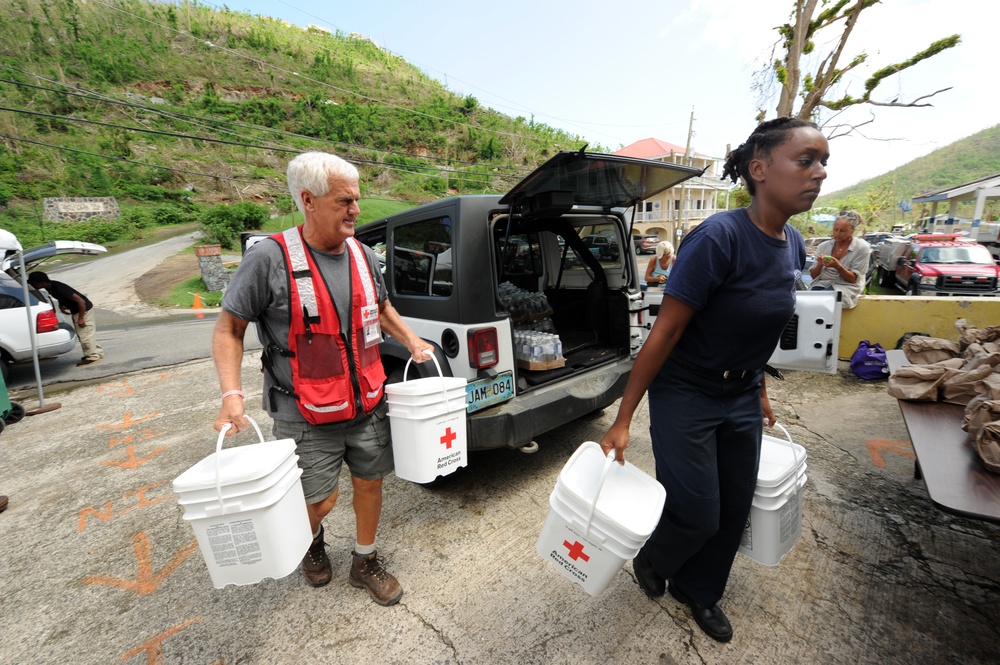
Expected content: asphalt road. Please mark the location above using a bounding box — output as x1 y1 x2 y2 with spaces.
0 235 997 664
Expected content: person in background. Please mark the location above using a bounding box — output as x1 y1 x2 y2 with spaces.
600 117 826 642
213 151 432 605
644 241 675 289
27 271 104 366
809 210 871 309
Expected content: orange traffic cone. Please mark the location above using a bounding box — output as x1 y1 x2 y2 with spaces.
192 292 204 319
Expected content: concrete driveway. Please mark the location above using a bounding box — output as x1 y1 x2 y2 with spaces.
1 353 997 664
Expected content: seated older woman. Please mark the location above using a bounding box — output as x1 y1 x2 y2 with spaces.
809 210 871 309
644 241 675 290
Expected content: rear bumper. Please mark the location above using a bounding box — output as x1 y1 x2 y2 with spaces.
466 359 632 450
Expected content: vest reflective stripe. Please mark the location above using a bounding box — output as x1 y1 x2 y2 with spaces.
282 228 319 317
345 237 377 310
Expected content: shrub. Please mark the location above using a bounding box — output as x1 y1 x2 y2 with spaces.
150 204 194 226
199 201 269 248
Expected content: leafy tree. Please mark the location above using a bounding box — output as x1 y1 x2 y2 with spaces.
760 0 960 134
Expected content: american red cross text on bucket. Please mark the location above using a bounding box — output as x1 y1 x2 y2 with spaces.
440 427 457 449
564 540 590 562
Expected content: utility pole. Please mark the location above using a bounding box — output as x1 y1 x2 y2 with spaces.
677 108 695 244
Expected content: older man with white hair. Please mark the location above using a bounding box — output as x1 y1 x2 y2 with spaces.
213 152 432 605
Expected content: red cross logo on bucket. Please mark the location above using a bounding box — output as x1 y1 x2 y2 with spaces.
440 426 457 449
563 540 590 562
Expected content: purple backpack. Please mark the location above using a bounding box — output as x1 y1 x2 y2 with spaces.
850 340 889 380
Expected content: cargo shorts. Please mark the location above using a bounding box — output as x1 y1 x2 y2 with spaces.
272 402 393 505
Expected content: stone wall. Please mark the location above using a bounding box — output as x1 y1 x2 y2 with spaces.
42 197 120 223
194 244 229 292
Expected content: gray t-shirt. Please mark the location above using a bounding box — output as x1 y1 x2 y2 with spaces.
222 234 387 422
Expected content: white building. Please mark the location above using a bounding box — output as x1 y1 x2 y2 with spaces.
613 138 731 244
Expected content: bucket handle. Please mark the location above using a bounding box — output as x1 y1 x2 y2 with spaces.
770 422 802 469
215 416 265 516
402 349 452 412
582 446 617 537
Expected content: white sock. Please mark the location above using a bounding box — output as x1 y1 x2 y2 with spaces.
354 542 376 556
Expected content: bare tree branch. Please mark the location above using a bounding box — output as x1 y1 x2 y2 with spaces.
866 87 953 107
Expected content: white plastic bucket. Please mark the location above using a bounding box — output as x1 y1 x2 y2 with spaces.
385 353 468 484
739 473 807 566
738 423 808 566
536 442 665 596
172 417 312 588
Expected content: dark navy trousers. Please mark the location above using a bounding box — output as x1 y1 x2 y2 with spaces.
642 358 764 608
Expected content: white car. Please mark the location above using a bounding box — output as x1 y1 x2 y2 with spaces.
0 240 107 380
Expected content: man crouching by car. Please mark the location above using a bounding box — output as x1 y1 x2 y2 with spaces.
212 151 432 604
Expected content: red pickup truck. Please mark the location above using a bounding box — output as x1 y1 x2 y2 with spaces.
892 234 1000 296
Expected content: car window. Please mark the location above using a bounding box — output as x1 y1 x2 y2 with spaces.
497 233 542 277
0 294 22 309
392 217 453 297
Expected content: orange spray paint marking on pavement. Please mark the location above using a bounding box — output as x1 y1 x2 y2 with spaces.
85 532 199 596
97 411 162 430
78 482 171 532
866 439 916 467
109 428 164 449
98 374 174 398
101 445 169 470
118 616 201 665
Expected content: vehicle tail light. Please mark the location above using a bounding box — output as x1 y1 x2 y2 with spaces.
468 328 499 369
35 309 60 334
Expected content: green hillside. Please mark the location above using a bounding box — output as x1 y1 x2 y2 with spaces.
0 0 595 219
819 124 1000 230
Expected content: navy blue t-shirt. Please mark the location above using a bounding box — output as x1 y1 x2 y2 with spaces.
664 208 806 371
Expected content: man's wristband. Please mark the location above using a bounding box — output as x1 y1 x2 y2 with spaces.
221 390 245 400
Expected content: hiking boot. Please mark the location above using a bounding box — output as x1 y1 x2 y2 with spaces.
77 357 101 367
301 526 332 587
349 550 403 606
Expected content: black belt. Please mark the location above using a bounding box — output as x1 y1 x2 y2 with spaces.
668 351 755 381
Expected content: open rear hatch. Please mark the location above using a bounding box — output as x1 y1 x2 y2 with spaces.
496 151 702 388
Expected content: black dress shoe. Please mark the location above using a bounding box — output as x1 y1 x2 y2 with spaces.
632 549 665 598
667 580 733 643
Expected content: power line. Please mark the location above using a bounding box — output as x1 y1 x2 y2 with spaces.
0 104 519 187
0 67 526 170
91 0 573 145
0 132 434 205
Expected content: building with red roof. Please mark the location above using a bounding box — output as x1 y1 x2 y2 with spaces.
613 138 731 244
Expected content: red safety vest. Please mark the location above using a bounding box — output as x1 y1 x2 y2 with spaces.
272 227 386 424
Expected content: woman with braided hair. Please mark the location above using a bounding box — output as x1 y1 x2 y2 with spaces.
600 117 828 642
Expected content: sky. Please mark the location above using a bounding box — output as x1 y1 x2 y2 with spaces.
196 0 995 195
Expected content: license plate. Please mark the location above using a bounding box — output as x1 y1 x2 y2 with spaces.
466 371 514 413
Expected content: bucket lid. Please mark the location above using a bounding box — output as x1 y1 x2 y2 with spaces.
386 399 467 420
173 439 297 494
754 461 806 498
548 491 648 550
181 466 303 520
384 376 466 397
751 472 807 510
756 435 807 488
556 442 665 540
177 454 299 505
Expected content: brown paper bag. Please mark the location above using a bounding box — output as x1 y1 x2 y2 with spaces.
972 421 1000 474
961 343 1000 372
943 364 998 405
902 336 961 364
956 319 1000 349
962 395 1000 440
887 359 962 401
980 373 1000 400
